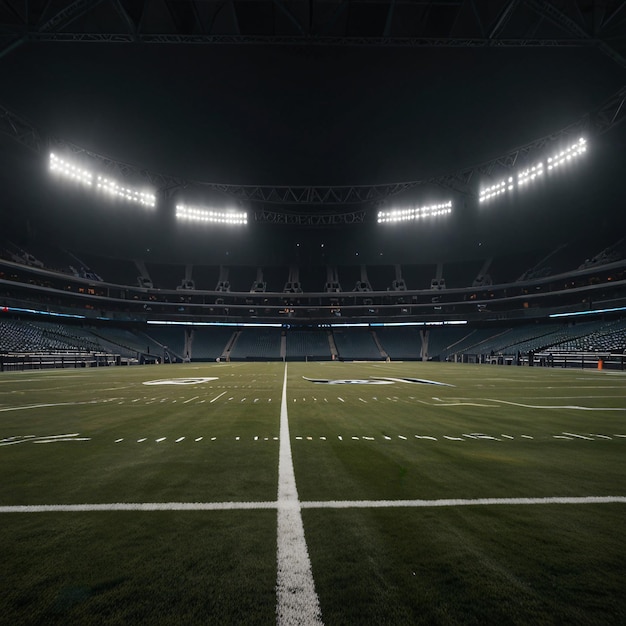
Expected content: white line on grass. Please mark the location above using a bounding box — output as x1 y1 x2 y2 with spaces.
487 399 626 411
33 438 90 444
276 364 323 626
0 401 101 413
562 432 594 441
0 502 278 513
300 496 626 509
2 496 624 514
210 391 227 403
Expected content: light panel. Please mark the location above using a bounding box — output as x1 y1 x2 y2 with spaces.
547 137 587 170
96 176 156 208
479 137 587 203
479 177 514 202
50 153 156 208
377 201 452 224
49 153 93 186
176 204 248 225
517 161 544 187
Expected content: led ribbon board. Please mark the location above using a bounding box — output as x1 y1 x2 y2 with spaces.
377 201 452 223
479 138 587 203
176 204 248 225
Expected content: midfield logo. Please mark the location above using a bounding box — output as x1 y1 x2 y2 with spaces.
303 376 453 386
143 377 219 386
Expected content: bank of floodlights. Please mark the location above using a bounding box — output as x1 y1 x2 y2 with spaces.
49 153 156 208
377 201 452 224
49 153 93 186
96 176 156 208
176 204 248 225
547 137 587 170
479 138 587 204
517 162 544 187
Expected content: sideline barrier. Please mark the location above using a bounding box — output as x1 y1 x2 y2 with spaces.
0 352 137 371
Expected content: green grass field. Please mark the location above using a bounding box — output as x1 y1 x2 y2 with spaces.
1 361 625 624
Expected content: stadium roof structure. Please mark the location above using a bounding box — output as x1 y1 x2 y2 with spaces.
0 0 625 265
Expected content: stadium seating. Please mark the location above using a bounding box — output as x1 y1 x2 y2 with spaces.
143 327 187 360
229 328 282 359
375 327 423 359
332 329 382 360
424 326 474 360
189 327 236 360
285 330 331 360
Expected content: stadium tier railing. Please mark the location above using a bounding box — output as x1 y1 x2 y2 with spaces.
0 351 134 371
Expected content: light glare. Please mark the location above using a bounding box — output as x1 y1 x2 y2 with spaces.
49 153 93 186
96 176 156 207
479 138 587 203
377 201 452 223
176 204 248 225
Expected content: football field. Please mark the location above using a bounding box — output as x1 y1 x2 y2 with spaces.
1 361 625 624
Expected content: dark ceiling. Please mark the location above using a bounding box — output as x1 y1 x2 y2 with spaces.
0 0 625 267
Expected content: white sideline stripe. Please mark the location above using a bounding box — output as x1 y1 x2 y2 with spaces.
487 399 626 411
276 364 323 626
33 438 90 444
0 502 278 513
1 496 624 514
300 496 626 509
0 401 99 413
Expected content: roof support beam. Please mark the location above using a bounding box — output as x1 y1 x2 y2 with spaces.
525 0 626 69
489 0 522 40
383 0 396 38
272 0 305 35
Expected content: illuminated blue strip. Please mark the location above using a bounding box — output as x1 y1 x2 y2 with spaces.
1 306 86 320
146 320 283 328
549 306 626 319
147 320 467 328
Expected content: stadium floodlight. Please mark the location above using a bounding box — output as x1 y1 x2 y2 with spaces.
479 178 513 203
49 153 93 186
547 137 587 170
480 138 587 203
176 204 248 225
377 201 452 223
96 176 156 208
517 162 544 187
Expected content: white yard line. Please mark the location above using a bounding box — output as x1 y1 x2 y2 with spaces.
33 438 91 444
300 496 626 509
0 401 100 413
486 399 626 411
0 502 278 513
1 496 624 515
276 364 323 626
